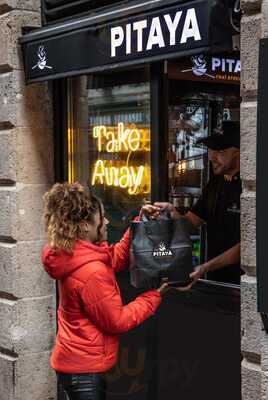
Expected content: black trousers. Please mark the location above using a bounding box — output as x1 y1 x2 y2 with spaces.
57 372 106 400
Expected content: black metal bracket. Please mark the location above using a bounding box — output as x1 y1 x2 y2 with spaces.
21 26 38 36
261 313 268 333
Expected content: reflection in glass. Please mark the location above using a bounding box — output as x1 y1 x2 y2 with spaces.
67 71 151 242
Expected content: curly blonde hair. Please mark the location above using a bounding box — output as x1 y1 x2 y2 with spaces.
43 182 102 252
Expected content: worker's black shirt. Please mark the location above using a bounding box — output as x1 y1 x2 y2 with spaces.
192 172 241 284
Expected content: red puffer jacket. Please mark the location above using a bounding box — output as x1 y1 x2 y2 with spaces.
41 229 161 373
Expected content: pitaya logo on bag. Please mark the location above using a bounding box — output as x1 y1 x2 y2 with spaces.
152 242 174 259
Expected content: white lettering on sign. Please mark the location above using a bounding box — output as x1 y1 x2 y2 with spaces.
146 17 165 50
133 20 147 52
164 12 182 46
212 57 241 74
111 7 202 57
126 23 131 54
111 26 124 57
180 8 201 44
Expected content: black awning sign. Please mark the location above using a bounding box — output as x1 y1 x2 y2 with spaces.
168 54 240 84
21 0 234 83
111 7 202 58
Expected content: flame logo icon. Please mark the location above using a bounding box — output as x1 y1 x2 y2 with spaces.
158 242 166 252
32 45 52 70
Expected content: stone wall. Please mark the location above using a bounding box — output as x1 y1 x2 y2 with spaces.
0 0 266 399
0 1 56 399
241 0 266 399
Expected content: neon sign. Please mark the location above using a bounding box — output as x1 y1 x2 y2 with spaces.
91 123 151 195
92 160 150 195
93 123 150 152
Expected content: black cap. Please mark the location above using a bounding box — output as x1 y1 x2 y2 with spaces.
197 121 240 150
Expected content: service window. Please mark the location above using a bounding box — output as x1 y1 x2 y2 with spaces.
67 67 151 242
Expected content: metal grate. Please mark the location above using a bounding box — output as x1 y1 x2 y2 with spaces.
41 0 125 25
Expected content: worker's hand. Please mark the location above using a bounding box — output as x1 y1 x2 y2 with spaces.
154 202 181 219
140 204 161 219
172 264 209 292
189 264 208 283
154 202 175 212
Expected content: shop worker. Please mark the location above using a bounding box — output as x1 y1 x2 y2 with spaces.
155 120 242 286
41 182 168 400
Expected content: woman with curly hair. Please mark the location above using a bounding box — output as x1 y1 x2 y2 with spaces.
42 182 167 400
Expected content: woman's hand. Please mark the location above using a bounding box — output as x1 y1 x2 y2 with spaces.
156 282 170 295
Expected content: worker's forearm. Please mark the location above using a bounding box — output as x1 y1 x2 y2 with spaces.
203 243 240 273
171 209 204 230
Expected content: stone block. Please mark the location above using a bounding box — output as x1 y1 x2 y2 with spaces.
262 371 268 400
0 126 53 184
16 126 54 184
262 1 268 39
0 186 17 238
15 295 56 353
241 276 262 358
241 0 262 15
0 352 17 400
0 13 13 72
0 1 12 15
0 241 55 298
0 129 16 182
241 190 256 273
240 101 257 183
0 297 17 351
15 241 55 298
241 14 262 97
16 351 57 400
16 183 50 241
0 70 52 128
0 184 50 241
242 359 261 400
0 242 17 294
0 0 41 13
0 11 40 72
0 295 56 353
0 350 57 400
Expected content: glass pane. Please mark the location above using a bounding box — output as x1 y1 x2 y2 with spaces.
168 101 209 267
167 69 240 272
168 102 209 196
67 69 151 242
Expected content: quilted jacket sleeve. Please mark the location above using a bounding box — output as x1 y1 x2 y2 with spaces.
79 264 161 334
110 216 140 272
110 228 131 272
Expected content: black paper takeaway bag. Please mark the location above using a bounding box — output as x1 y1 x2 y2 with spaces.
130 214 193 289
